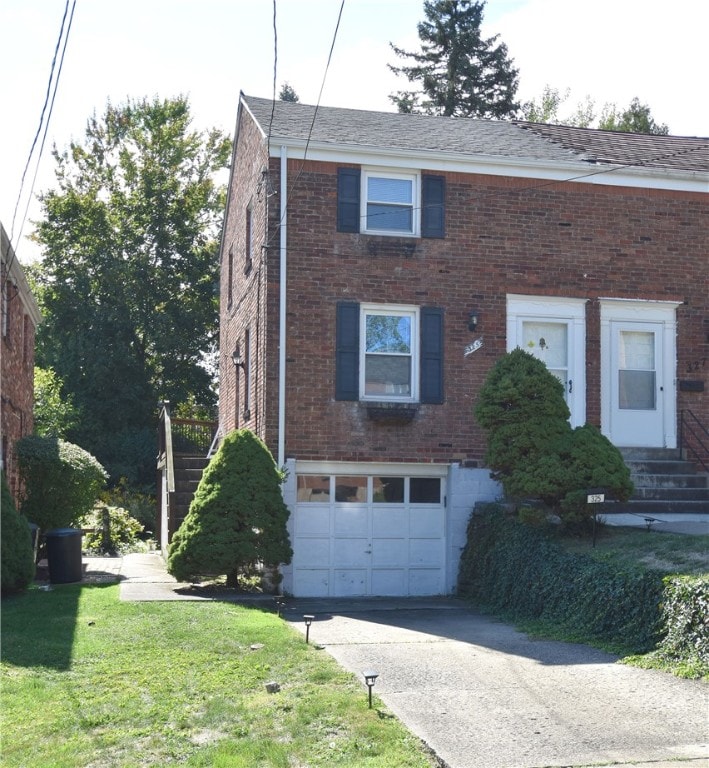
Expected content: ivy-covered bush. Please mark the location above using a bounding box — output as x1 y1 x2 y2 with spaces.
79 506 144 555
167 429 292 588
647 576 709 677
1 473 35 593
474 349 632 524
16 435 108 532
458 506 664 652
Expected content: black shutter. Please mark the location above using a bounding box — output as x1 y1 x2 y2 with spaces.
421 175 445 239
337 167 361 233
335 302 360 400
420 307 444 403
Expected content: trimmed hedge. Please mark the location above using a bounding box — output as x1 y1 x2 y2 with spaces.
458 506 664 652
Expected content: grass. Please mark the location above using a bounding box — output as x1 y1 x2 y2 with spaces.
559 524 709 576
1 584 437 768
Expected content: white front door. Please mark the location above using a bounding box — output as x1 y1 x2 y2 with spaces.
600 299 679 449
507 295 587 427
609 322 664 447
292 472 446 597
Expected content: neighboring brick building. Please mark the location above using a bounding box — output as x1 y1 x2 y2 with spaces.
1 223 41 504
219 94 708 597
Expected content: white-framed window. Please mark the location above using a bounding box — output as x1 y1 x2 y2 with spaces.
362 170 419 236
360 303 419 402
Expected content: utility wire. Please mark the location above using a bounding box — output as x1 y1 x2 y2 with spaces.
13 0 77 256
10 0 75 250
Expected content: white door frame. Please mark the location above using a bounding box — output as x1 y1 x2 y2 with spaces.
506 295 587 427
600 299 679 449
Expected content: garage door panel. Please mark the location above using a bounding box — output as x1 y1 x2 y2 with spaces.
295 569 330 597
371 569 406 595
410 538 443 566
293 537 330 566
410 508 444 538
334 506 368 537
334 569 366 596
372 538 407 567
333 537 369 566
372 507 407 536
409 568 443 595
295 506 330 536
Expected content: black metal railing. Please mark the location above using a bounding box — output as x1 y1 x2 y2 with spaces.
171 418 219 455
679 409 709 473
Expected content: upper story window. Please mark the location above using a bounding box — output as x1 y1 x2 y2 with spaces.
337 167 445 239
363 171 419 236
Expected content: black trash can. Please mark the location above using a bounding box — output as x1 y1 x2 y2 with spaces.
46 528 83 584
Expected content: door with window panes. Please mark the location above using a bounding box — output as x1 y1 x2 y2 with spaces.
292 473 445 597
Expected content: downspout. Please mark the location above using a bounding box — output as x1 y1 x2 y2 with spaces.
277 145 287 467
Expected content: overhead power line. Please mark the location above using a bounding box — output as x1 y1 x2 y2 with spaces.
9 0 77 256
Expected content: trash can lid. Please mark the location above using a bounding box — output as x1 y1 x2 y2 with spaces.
45 527 83 537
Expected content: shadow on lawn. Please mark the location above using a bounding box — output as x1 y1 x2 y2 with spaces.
1 582 115 671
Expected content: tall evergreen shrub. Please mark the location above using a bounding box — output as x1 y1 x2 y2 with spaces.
1 473 35 592
167 429 292 587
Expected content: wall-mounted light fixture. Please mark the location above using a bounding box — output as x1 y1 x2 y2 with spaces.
363 670 379 708
231 346 245 369
468 310 480 332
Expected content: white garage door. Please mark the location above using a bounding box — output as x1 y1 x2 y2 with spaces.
293 473 445 597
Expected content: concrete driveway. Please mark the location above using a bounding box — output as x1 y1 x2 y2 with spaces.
284 598 708 768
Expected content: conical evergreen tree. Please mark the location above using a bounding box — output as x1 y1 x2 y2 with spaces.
389 0 519 118
167 430 292 587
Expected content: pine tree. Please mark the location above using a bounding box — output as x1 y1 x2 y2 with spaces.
167 430 292 587
389 0 519 118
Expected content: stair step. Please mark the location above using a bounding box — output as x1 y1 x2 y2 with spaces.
630 474 708 490
631 487 709 501
602 500 709 514
626 460 700 475
619 447 681 461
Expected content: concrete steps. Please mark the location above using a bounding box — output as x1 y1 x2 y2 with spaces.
171 454 210 532
609 448 709 514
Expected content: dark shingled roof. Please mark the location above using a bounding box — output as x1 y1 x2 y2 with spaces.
242 95 709 174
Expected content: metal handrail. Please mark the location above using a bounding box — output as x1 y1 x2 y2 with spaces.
679 409 709 473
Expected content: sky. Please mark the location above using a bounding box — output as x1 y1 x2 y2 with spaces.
2 0 707 264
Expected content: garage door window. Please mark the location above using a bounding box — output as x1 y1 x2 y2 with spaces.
373 477 405 503
297 476 330 502
411 477 441 503
335 477 367 502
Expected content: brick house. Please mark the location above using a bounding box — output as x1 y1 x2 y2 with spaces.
219 94 708 597
1 223 41 504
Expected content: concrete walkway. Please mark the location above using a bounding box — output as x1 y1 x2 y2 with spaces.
96 553 709 768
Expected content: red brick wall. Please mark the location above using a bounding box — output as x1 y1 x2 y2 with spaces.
221 123 708 466
1 270 36 503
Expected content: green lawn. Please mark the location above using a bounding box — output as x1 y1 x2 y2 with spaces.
561 525 709 576
1 585 436 768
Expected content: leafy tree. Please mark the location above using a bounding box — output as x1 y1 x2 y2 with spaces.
32 96 231 484
522 86 669 134
33 366 78 437
599 97 669 135
278 82 300 102
15 435 108 533
1 473 35 593
388 0 519 118
167 429 292 588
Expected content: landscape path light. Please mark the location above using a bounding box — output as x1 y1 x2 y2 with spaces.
303 614 314 644
363 670 379 709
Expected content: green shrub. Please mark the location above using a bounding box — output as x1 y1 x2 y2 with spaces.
79 505 144 555
458 506 664 652
1 473 36 593
474 349 632 526
16 435 108 532
648 576 709 677
167 429 292 587
100 477 156 534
